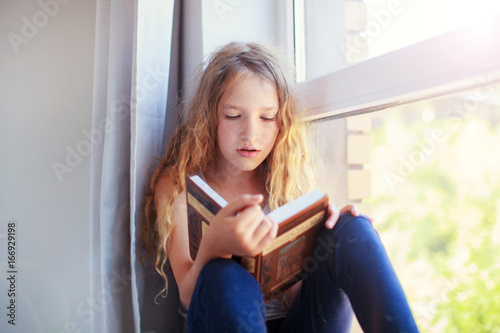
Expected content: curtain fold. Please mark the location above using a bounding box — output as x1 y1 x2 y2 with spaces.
90 0 177 331
131 1 182 333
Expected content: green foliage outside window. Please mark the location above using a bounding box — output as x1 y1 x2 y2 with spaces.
369 110 500 332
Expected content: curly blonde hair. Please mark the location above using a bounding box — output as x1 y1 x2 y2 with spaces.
143 42 316 299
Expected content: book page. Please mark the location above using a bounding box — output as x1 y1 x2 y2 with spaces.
267 190 325 224
189 175 228 207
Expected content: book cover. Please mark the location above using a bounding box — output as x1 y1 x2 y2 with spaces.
186 175 328 302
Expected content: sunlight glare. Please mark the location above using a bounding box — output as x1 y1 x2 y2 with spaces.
422 108 435 122
453 0 500 39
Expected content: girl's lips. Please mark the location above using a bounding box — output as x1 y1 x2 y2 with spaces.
237 148 259 158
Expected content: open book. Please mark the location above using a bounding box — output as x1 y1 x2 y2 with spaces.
186 175 328 302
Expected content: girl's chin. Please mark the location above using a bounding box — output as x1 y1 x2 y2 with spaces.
226 162 262 173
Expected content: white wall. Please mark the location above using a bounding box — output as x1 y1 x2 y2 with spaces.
181 0 293 100
0 0 96 332
0 1 291 331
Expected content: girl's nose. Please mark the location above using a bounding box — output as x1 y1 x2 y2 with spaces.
240 119 259 141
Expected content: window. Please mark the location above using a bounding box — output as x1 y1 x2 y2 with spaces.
313 83 500 332
294 1 500 331
366 84 500 331
295 0 500 82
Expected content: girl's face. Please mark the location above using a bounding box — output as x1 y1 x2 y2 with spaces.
216 74 279 174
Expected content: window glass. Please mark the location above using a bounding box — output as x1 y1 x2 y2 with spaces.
313 82 500 332
296 0 500 82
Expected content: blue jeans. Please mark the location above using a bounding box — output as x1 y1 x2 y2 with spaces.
186 214 419 333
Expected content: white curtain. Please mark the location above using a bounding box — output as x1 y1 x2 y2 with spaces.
90 0 178 332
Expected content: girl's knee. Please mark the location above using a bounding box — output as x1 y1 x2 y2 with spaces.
202 258 238 275
336 213 372 230
200 258 260 291
316 213 377 251
189 259 266 332
333 213 373 237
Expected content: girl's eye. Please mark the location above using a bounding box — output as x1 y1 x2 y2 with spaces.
225 115 240 120
261 116 275 122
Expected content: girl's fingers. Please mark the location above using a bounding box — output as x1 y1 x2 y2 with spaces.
364 214 374 224
339 204 358 215
222 194 263 217
255 217 278 250
339 204 374 224
325 203 339 229
235 203 266 232
251 216 274 241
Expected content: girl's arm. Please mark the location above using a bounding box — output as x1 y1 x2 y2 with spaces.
155 177 278 307
155 178 205 307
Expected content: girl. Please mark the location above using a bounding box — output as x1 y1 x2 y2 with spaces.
145 42 419 332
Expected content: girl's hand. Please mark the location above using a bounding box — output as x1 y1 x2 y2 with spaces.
324 203 374 229
204 194 278 258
